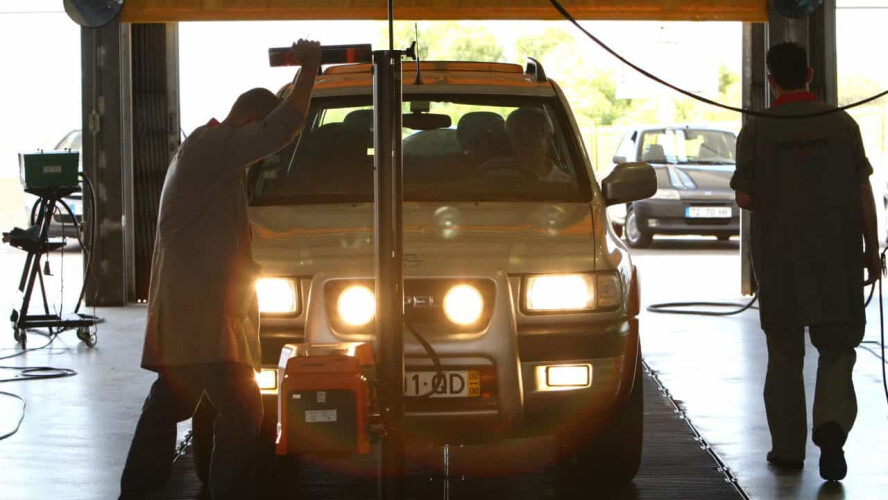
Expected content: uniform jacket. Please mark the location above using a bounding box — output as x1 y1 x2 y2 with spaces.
731 92 872 332
141 103 303 371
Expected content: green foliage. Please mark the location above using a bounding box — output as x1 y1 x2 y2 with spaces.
375 21 743 130
839 74 883 107
382 21 504 62
515 28 573 60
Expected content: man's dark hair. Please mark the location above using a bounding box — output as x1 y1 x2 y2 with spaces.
227 88 280 124
766 42 809 90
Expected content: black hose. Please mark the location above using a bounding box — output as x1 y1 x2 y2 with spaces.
75 173 98 313
647 295 758 316
404 322 447 398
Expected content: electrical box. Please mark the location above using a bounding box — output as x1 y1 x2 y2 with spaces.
276 343 374 456
19 151 80 190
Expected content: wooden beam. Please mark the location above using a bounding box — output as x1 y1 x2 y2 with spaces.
121 0 767 23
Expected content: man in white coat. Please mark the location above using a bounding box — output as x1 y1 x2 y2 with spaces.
119 39 321 500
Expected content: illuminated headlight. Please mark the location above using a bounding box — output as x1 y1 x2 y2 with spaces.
525 273 621 312
443 284 484 326
338 285 376 327
255 369 278 391
256 278 298 315
652 188 681 200
526 274 595 311
546 365 591 387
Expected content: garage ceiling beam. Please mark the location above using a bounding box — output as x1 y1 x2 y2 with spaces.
120 0 767 22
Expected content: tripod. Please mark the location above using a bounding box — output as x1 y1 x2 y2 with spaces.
7 186 100 348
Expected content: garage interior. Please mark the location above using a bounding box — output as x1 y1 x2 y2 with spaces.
1 1 887 499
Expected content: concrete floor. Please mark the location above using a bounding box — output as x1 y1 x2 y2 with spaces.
0 237 886 499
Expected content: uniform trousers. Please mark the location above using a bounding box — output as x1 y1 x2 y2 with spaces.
119 362 262 499
763 322 861 461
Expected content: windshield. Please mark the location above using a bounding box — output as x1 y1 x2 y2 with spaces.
249 96 591 205
638 129 736 165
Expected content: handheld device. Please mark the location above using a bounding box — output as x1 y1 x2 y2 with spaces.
268 43 373 67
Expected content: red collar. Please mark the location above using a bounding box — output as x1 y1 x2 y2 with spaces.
207 118 221 128
771 91 818 108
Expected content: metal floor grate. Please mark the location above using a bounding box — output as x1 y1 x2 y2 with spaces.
158 369 743 499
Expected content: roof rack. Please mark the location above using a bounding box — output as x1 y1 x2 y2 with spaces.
324 61 524 76
525 57 547 83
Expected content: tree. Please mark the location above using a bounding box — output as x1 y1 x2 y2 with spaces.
381 21 504 62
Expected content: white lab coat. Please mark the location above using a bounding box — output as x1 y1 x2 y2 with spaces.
141 104 303 371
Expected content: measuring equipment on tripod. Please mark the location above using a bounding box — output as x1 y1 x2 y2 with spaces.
19 150 80 190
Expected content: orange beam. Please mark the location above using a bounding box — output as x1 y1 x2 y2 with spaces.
121 1 767 23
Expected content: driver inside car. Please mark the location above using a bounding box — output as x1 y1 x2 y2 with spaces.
479 107 572 183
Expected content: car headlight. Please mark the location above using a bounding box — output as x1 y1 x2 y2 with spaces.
255 369 278 391
525 273 621 312
255 278 299 315
338 285 376 327
443 284 484 326
652 188 681 200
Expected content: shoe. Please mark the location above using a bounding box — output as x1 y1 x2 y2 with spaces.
766 451 804 471
813 422 847 481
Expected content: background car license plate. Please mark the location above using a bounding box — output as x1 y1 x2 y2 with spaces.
404 370 480 398
685 206 731 218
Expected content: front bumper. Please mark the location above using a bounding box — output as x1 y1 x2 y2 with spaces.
634 199 739 235
259 274 639 443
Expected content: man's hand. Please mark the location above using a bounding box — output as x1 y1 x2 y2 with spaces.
288 39 322 69
735 190 754 211
864 247 882 285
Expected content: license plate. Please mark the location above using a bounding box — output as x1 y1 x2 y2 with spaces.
404 370 480 398
685 206 731 218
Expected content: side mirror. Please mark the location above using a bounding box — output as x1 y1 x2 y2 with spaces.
612 155 627 164
602 162 657 206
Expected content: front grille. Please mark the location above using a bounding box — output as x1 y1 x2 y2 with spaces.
325 278 496 336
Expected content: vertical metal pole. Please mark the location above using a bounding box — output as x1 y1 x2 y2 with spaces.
373 47 405 500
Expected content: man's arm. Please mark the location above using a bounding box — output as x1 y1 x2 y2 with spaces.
228 40 322 170
860 179 881 285
731 121 756 211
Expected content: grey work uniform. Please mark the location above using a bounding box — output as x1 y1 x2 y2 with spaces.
730 92 872 462
120 103 304 500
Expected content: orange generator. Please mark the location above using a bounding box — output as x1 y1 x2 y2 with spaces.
275 343 375 456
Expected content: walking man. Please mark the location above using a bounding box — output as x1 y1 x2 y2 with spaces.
731 41 881 481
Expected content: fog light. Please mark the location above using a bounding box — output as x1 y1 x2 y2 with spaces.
648 219 660 228
443 284 484 326
256 369 278 391
338 285 376 327
546 365 591 387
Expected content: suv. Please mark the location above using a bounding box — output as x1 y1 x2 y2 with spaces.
192 59 655 484
608 126 740 247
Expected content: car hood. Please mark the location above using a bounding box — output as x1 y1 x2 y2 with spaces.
250 202 597 277
654 163 734 192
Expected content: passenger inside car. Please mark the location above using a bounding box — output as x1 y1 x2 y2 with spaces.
478 107 572 183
